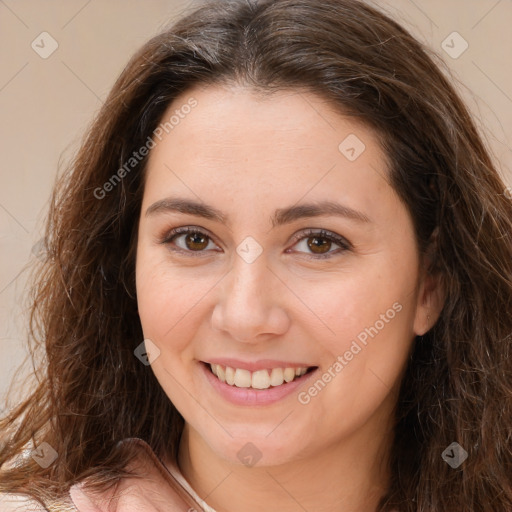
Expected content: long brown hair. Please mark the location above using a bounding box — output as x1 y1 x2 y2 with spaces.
1 0 511 510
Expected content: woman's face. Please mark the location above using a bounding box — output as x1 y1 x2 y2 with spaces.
136 85 436 467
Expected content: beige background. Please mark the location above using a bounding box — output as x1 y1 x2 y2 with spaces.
1 0 511 412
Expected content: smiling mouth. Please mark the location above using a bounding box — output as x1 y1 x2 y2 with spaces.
204 362 318 389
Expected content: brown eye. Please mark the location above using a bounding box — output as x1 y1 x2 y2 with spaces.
161 227 217 254
307 236 332 254
290 229 351 259
184 232 210 251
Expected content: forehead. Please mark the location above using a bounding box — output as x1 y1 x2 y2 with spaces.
149 85 379 154
142 84 398 225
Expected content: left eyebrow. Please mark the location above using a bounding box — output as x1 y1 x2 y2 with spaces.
272 201 371 227
144 197 371 227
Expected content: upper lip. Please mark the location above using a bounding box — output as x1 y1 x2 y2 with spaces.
203 358 317 372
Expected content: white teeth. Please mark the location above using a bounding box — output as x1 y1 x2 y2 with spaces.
225 366 235 385
216 364 226 383
283 367 296 382
209 364 311 389
234 368 252 387
251 369 271 389
270 368 284 387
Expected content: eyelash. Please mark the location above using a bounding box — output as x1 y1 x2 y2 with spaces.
159 226 352 260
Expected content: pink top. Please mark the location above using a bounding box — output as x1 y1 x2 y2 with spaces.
69 438 216 512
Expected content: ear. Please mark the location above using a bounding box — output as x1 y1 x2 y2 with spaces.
413 228 445 336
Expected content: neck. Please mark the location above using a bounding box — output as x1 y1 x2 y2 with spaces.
176 412 394 512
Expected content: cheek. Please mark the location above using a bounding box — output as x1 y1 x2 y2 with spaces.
291 263 416 353
296 274 416 432
298 263 418 418
136 249 181 344
135 248 217 357
135 255 204 407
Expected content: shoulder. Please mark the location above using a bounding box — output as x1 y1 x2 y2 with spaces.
0 494 47 511
1 439 206 512
0 493 77 512
69 438 202 511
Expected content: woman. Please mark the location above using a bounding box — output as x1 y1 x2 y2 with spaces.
1 0 511 510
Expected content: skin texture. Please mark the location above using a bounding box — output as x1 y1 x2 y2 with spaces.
135 85 444 512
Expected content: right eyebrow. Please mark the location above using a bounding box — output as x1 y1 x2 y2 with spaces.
145 198 227 224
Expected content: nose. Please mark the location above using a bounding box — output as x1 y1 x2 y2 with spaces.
210 253 290 343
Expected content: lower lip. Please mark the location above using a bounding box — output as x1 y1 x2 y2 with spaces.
201 362 317 406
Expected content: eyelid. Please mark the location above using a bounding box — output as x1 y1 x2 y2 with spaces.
288 228 352 251
159 226 352 258
159 225 221 255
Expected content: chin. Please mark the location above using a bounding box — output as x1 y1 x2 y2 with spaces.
207 431 308 468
